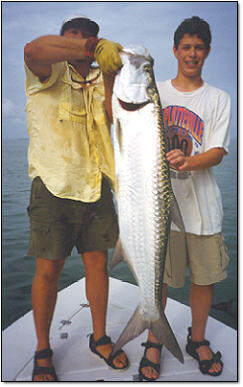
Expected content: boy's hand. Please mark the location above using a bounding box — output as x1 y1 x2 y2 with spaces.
166 149 189 171
94 38 123 74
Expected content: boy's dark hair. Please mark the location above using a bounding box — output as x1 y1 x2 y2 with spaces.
174 16 211 49
60 18 99 38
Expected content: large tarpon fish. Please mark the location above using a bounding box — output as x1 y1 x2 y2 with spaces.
110 46 184 364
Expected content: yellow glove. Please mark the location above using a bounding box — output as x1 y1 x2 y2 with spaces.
94 39 123 74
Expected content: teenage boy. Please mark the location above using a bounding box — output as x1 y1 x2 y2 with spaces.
139 16 231 381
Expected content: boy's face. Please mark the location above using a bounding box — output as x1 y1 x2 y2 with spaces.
173 34 210 79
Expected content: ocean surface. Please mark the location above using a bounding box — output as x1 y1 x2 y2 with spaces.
2 138 237 331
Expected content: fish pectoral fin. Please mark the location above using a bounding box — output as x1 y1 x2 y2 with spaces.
115 118 123 152
111 305 148 356
110 238 127 269
151 311 184 364
171 197 185 232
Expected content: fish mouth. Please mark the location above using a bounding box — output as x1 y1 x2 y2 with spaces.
121 46 153 60
118 98 150 111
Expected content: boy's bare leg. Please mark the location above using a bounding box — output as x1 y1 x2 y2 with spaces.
190 283 222 374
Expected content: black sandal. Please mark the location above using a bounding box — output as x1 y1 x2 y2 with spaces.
138 341 163 381
32 348 58 381
186 327 223 376
89 334 129 370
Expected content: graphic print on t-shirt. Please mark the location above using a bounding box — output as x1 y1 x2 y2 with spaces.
163 105 204 157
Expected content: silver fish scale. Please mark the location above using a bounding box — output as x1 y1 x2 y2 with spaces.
113 89 174 319
111 49 183 364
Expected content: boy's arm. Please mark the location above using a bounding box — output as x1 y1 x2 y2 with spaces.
166 147 226 171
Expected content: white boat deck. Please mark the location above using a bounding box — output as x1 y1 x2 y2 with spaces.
2 278 237 381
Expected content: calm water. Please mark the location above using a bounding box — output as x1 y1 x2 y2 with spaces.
2 138 237 330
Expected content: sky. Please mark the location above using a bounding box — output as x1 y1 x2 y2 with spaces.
2 1 238 139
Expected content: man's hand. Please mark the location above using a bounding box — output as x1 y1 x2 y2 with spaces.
94 39 123 74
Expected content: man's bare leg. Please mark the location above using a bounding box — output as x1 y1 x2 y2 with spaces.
82 250 127 368
190 283 222 374
32 257 65 381
140 283 168 380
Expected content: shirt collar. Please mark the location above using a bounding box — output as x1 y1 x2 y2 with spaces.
67 63 101 84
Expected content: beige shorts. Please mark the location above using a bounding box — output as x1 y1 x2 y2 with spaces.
163 231 230 287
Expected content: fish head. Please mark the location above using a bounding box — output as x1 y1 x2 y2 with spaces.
113 45 154 104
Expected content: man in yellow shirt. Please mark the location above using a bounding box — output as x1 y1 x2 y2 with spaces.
24 15 128 381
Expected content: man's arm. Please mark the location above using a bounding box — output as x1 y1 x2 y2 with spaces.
166 147 226 171
24 35 92 78
24 35 123 79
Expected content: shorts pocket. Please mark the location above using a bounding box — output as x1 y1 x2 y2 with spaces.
29 221 51 256
28 178 52 222
219 234 230 271
29 220 71 259
31 221 51 236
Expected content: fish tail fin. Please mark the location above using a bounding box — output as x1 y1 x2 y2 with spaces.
112 306 184 364
111 305 148 355
151 310 184 363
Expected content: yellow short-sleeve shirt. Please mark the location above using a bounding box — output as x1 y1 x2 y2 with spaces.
25 62 115 202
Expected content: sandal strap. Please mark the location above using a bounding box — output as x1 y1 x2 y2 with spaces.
89 334 129 370
33 365 56 376
199 351 223 376
141 341 163 351
189 339 210 349
32 365 58 381
139 342 163 380
199 351 222 367
139 355 160 373
34 348 53 360
186 329 223 377
32 349 58 381
187 327 210 349
92 334 112 347
107 348 124 363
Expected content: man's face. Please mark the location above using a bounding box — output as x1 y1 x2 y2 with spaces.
63 27 92 67
63 27 85 39
173 34 210 79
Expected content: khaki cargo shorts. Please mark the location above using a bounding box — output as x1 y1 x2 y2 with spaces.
27 177 119 260
164 230 230 287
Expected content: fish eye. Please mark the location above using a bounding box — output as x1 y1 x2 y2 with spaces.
143 64 150 72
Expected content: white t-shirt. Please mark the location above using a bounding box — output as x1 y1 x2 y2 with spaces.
157 80 232 235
